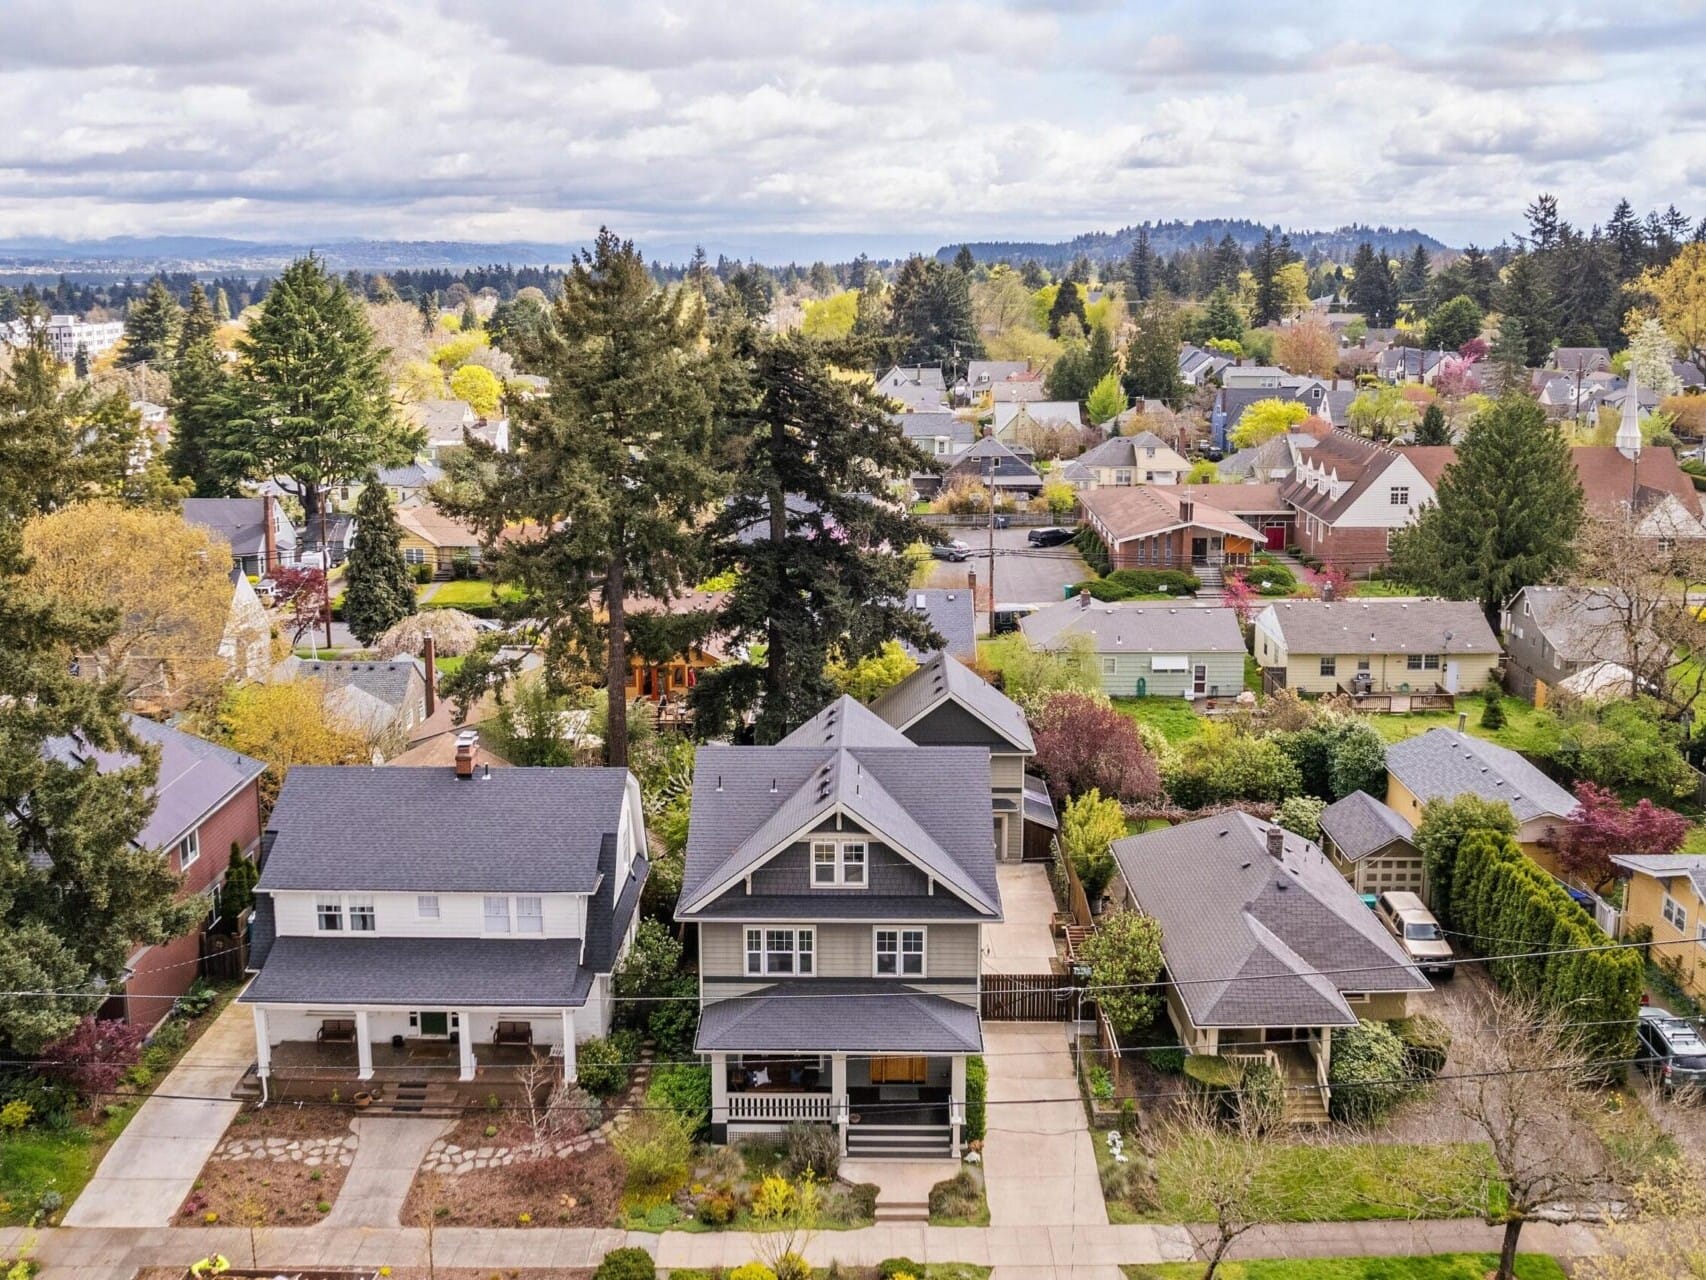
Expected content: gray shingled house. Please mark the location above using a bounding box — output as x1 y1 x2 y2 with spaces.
677 695 1000 1158
241 759 649 1100
1111 812 1430 1123
1317 791 1421 897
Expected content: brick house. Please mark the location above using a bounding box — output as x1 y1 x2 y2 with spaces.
1278 431 1451 572
1079 486 1266 570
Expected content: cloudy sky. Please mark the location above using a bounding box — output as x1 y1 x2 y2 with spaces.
3 0 1704 260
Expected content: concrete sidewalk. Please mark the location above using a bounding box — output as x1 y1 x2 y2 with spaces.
62 997 254 1228
321 1116 453 1227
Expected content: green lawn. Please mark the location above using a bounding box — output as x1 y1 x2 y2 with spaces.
1364 697 1554 754
1123 1256 1566 1280
434 655 466 680
1113 697 1208 745
0 1101 137 1225
422 579 525 610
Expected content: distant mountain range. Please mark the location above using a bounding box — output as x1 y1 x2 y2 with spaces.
0 235 586 275
936 220 1453 268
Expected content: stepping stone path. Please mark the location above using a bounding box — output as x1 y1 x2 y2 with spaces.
419 1039 654 1175
213 1131 358 1168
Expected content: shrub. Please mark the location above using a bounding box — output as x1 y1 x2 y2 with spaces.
729 1265 776 1280
42 1017 149 1102
612 1111 696 1201
1274 794 1327 842
1033 693 1163 804
0 1100 31 1131
965 1055 987 1142
928 1168 984 1221
1413 793 1518 927
1391 1014 1452 1081
696 1192 737 1226
646 978 701 1058
1327 1019 1412 1123
878 1259 924 1280
1088 1065 1114 1100
594 1247 658 1280
575 1037 628 1099
782 1121 841 1180
1165 724 1302 807
1235 1059 1285 1133
616 918 686 1008
1059 788 1126 904
1145 1046 1185 1074
1479 685 1506 729
412 561 434 584
1079 910 1165 1036
1074 567 1203 600
1245 560 1297 595
1181 1054 1240 1091
175 980 218 1019
844 1181 879 1221
648 1064 711 1136
774 1254 810 1280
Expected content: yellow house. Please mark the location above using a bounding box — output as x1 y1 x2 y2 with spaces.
1613 855 1706 1002
1059 431 1193 488
1252 598 1502 700
395 505 484 579
1384 728 1579 873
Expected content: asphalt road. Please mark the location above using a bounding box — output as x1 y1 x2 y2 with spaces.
928 525 1088 609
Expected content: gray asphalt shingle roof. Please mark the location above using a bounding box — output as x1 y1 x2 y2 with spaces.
1022 601 1245 655
1111 812 1429 1029
1385 729 1578 823
1609 853 1706 902
1515 585 1639 666
695 982 983 1053
181 497 297 559
1318 791 1414 863
870 650 1034 754
276 658 424 713
776 696 914 751
240 936 595 1006
1255 599 1501 656
898 589 977 662
257 766 633 893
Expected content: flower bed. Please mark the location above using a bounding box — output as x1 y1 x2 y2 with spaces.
180 1102 356 1227
401 1111 624 1229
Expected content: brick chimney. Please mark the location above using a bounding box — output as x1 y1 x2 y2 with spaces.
1266 824 1285 860
261 493 278 572
454 729 477 780
422 635 437 718
1178 497 1194 524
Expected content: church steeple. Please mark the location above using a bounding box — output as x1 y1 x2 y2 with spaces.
1616 370 1643 460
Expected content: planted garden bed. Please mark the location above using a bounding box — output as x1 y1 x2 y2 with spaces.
181 1102 356 1227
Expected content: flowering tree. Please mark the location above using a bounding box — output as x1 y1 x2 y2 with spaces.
1031 691 1162 804
1222 572 1256 624
1433 356 1483 401
1557 781 1689 891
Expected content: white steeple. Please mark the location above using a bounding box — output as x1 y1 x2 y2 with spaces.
1616 370 1643 459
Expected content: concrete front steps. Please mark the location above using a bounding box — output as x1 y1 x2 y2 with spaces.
845 1123 954 1160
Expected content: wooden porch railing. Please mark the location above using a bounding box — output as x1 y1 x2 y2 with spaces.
727 1091 836 1123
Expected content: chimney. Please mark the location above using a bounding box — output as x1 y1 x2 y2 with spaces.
262 493 278 572
454 729 477 780
422 635 437 718
1079 588 1091 609
1178 497 1194 524
1266 825 1285 861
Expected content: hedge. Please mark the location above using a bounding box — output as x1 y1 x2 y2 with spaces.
1446 829 1643 1066
1075 526 1111 576
1073 568 1202 602
1327 1019 1412 1123
965 1054 987 1142
1391 1014 1451 1081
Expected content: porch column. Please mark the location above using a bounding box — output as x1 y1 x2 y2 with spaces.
950 1054 968 1158
354 1010 373 1081
457 1010 476 1082
831 1053 849 1157
710 1053 729 1142
252 1005 271 1079
560 1010 577 1084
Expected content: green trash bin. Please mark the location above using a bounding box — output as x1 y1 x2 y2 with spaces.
1136 676 1147 697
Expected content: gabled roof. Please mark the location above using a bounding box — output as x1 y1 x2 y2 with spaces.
1279 430 1419 525
181 497 297 558
1253 598 1501 656
1386 729 1578 823
276 657 423 713
679 743 999 918
1112 812 1429 1029
1021 600 1245 654
965 360 1031 388
993 401 1083 435
871 650 1034 754
256 765 635 894
896 411 975 451
1609 853 1706 901
776 695 915 751
1572 446 1703 520
1080 485 1267 543
1318 791 1415 863
946 436 1042 487
1512 585 1641 667
395 505 482 548
1148 483 1289 516
1065 432 1187 474
1399 446 1455 488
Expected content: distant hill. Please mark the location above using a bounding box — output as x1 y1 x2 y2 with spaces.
0 236 586 275
936 219 1452 268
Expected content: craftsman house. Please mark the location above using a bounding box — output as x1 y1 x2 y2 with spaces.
242 758 649 1099
1112 813 1430 1123
1611 854 1706 1002
678 697 1000 1159
1079 487 1266 570
1059 432 1191 488
182 495 298 576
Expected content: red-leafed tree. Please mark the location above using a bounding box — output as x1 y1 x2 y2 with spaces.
1558 781 1689 891
1222 572 1256 624
1032 691 1162 804
1459 336 1489 362
270 566 329 646
42 1016 149 1101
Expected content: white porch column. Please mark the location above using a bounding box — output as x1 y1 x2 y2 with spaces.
458 1010 476 1082
950 1054 968 1158
831 1053 849 1156
560 1010 577 1084
711 1053 729 1135
354 1010 373 1081
252 1006 271 1079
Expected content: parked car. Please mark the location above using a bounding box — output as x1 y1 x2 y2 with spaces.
1374 890 1454 976
931 539 970 562
1638 1006 1706 1093
1027 526 1076 548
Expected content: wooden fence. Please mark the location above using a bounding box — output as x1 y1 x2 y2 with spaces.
981 973 1076 1021
200 930 248 982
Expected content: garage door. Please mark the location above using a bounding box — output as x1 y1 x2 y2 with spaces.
1362 855 1425 896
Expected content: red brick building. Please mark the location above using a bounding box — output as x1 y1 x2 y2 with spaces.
1278 432 1452 572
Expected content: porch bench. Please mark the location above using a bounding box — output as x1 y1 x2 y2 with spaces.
316 1018 357 1045
492 1020 534 1048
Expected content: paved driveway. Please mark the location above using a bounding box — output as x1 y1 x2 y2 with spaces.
929 527 1088 608
64 997 253 1227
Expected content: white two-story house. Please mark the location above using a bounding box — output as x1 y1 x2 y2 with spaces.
678 696 1001 1160
242 740 648 1101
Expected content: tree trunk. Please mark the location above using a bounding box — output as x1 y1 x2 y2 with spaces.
605 552 628 769
302 481 323 562
1496 1216 1524 1280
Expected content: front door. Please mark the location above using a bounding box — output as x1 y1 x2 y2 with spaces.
1264 524 1286 551
418 1011 450 1038
1193 664 1207 695
1190 536 1208 564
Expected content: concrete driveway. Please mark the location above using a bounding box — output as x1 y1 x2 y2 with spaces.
983 865 1060 975
929 527 1088 608
64 997 253 1227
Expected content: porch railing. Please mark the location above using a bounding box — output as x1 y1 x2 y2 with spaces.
1223 1049 1280 1075
727 1091 836 1123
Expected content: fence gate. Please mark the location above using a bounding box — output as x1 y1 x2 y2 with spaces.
981 973 1075 1021
200 931 248 982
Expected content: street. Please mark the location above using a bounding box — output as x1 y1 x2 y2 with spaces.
929 525 1089 610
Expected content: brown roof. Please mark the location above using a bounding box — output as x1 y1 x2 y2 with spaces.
1080 485 1266 543
1398 446 1455 488
1278 430 1405 524
1572 447 1703 519
1150 483 1288 515
395 504 482 549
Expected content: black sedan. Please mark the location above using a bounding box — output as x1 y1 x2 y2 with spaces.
1027 526 1076 548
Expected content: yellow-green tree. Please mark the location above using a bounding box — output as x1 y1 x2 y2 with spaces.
396 359 446 402
448 363 503 418
1229 398 1309 449
1643 242 1706 367
216 679 372 814
801 290 857 339
825 639 917 702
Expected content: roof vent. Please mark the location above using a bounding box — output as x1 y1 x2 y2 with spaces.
769 778 778 794
481 763 492 781
715 774 723 792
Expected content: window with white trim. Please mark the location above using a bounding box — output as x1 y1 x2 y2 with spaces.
1101 656 1117 675
484 894 512 934
516 895 544 934
1389 486 1409 506
348 895 376 932
316 897 344 931
811 840 866 888
1406 654 1443 671
175 830 200 872
403 547 427 565
417 894 440 919
875 928 926 976
746 927 815 976
1663 894 1689 932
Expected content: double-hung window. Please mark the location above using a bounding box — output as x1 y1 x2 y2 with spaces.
1319 656 1336 678
347 895 376 932
1663 894 1689 933
875 928 926 977
316 897 344 932
417 895 440 919
746 927 814 976
811 840 866 888
516 896 544 934
175 831 200 872
484 895 512 934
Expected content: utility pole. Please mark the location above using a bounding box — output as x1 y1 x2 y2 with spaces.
986 455 997 635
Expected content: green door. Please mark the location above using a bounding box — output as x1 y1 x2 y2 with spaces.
418 1011 449 1037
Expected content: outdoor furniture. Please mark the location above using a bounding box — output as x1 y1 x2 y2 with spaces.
316 1018 357 1044
492 1020 534 1048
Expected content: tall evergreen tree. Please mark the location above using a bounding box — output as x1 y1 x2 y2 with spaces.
886 256 982 365
1045 279 1087 338
177 282 218 355
1250 230 1282 327
1122 298 1184 404
213 285 232 322
1525 193 1561 250
418 289 438 335
437 230 720 767
118 277 181 369
1020 259 1048 289
1125 228 1154 301
1414 401 1451 446
460 299 479 333
953 245 976 275
214 256 419 548
1398 244 1431 303
1348 243 1398 327
71 345 89 380
166 289 242 498
1489 316 1532 395
1498 253 1558 367
692 329 937 741
1211 234 1244 291
1085 321 1117 385
1390 395 1583 622
1607 198 1646 281
342 480 416 646
1200 287 1246 345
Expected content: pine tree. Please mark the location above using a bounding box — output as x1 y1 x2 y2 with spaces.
1498 253 1558 367
166 301 242 497
1211 234 1244 291
436 230 721 767
418 289 438 335
1250 230 1282 327
953 245 976 275
1414 402 1451 445
1200 287 1245 344
1122 297 1184 404
1125 228 1154 301
460 299 479 333
1086 321 1116 385
213 285 232 322
1390 395 1583 622
692 329 937 741
1489 317 1531 395
214 255 419 548
1399 244 1431 302
885 255 982 365
119 277 181 369
177 282 218 356
1348 243 1398 327
1020 259 1048 289
342 480 416 646
1047 280 1087 338
1607 199 1645 280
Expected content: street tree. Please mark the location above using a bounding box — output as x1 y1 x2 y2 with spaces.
1272 314 1336 378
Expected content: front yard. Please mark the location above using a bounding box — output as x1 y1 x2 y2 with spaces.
180 1102 356 1226
1124 1257 1567 1279
402 1109 624 1229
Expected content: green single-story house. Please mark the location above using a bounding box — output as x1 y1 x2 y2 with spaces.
1019 598 1247 700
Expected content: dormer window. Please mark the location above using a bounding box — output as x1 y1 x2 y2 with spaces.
812 839 867 888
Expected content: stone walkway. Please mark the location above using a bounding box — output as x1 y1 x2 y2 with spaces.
321 1116 454 1228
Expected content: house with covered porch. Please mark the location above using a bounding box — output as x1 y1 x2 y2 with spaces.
677 696 1000 1159
1079 486 1265 571
241 751 648 1105
1111 812 1430 1123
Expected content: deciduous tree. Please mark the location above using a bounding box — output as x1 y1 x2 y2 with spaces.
448 362 503 418
1346 384 1418 442
1642 241 1706 367
1557 782 1688 891
1086 369 1125 424
1229 398 1308 449
215 679 372 815
1424 295 1484 352
1032 691 1163 804
1079 907 1164 1035
1624 314 1682 396
1272 314 1336 378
